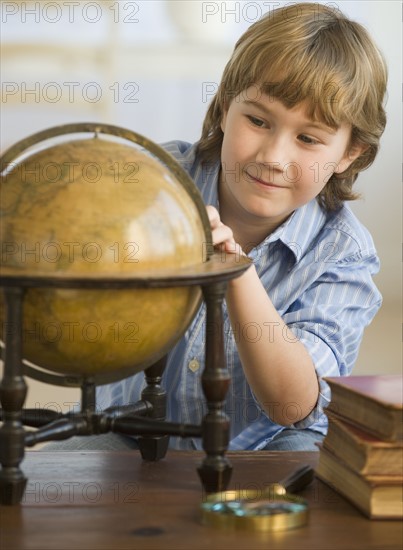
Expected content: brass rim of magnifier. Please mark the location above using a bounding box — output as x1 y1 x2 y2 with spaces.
201 488 309 532
0 122 213 255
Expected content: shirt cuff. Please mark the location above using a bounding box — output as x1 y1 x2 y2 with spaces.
291 332 340 430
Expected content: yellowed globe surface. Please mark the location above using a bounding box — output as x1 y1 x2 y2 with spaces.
1 136 206 381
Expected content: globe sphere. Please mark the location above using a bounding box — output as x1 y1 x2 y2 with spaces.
1 131 207 382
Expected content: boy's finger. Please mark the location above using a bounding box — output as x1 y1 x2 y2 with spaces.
206 205 221 228
211 224 233 246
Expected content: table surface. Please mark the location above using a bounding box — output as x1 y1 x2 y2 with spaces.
0 450 402 550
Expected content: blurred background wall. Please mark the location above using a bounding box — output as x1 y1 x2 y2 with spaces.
1 0 401 413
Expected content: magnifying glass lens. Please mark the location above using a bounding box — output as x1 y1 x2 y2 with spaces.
208 499 306 517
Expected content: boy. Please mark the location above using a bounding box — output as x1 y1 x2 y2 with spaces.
50 2 388 451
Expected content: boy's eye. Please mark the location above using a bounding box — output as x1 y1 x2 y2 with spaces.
247 115 266 127
298 134 319 145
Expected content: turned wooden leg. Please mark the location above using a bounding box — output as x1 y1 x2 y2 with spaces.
137 356 169 461
81 378 96 415
0 287 27 505
197 282 232 493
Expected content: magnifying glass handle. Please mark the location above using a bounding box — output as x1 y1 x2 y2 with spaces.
279 464 314 494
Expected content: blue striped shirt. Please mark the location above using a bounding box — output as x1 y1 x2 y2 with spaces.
97 140 382 450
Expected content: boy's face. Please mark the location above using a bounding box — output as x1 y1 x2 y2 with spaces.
219 88 363 232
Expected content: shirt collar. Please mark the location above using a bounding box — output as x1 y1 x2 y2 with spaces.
261 200 328 263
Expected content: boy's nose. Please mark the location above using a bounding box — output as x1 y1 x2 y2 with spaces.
255 133 289 172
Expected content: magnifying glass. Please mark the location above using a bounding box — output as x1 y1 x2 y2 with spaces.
201 464 313 531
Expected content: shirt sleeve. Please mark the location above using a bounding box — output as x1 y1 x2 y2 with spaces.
283 250 382 429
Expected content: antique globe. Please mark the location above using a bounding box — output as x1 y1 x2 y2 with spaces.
0 123 212 383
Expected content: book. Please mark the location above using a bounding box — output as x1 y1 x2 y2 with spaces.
324 375 403 442
315 445 403 519
323 412 403 476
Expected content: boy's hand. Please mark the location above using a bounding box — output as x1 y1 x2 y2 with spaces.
206 205 245 256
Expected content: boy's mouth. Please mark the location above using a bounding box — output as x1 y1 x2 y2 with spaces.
245 171 285 189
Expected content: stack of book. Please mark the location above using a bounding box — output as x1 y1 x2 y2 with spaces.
315 374 403 519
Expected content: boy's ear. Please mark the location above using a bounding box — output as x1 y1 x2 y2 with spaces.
335 142 368 173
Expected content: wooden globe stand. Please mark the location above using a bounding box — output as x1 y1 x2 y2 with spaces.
0 254 250 505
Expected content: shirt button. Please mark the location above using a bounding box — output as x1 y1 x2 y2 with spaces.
188 359 200 372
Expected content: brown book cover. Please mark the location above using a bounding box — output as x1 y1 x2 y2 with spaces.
315 445 403 519
323 412 403 476
324 375 403 441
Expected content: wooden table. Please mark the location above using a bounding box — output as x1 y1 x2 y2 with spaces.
0 451 401 550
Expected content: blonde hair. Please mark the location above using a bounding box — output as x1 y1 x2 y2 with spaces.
198 2 388 211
